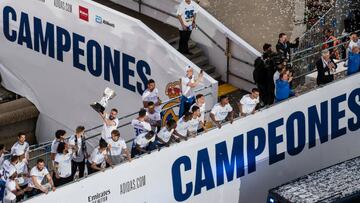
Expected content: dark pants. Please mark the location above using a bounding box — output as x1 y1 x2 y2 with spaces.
179 30 192 54
71 159 85 179
28 188 43 198
0 179 5 202
53 174 73 187
86 162 101 175
179 95 195 118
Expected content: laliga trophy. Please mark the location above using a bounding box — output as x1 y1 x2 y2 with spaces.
90 87 116 113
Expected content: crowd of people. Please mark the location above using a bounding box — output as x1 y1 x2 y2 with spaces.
0 0 358 201
253 29 360 106
0 64 263 202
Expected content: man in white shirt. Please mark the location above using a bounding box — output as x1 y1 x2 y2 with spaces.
131 131 155 158
3 168 22 203
156 119 177 148
53 142 73 187
179 66 203 117
174 112 193 140
238 88 260 117
145 102 162 133
189 105 206 136
131 109 152 137
87 140 113 175
210 95 234 128
142 79 161 111
11 133 29 162
177 0 199 54
28 159 55 197
100 108 119 141
190 94 206 131
106 130 131 165
51 129 67 164
68 126 88 179
348 33 360 54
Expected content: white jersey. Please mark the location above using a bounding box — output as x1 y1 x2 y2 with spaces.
177 0 199 30
131 119 151 137
175 117 190 137
89 148 107 165
107 138 127 156
4 179 17 202
189 116 201 132
51 139 61 154
14 160 29 186
1 160 16 181
10 141 29 156
211 103 233 122
101 113 119 141
190 102 206 122
157 127 174 143
54 152 73 178
181 76 195 99
68 135 86 162
348 40 360 53
29 166 49 188
142 88 159 104
240 94 259 114
146 111 161 126
134 133 155 148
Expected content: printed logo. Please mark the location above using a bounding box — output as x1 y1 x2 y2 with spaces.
54 0 72 13
79 6 89 22
95 15 102 24
95 15 115 28
88 190 110 203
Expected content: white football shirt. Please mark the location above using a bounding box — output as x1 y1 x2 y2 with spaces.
29 166 49 188
157 127 174 143
181 76 195 99
89 148 107 165
175 117 190 137
134 133 155 148
107 138 127 156
10 142 29 156
190 102 206 122
240 94 259 114
55 152 73 178
188 116 201 132
131 119 151 137
211 103 233 122
176 0 199 30
101 113 119 141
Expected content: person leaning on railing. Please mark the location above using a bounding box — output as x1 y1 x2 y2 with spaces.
275 72 296 102
316 49 337 85
106 130 132 166
210 95 234 129
131 131 156 158
87 139 113 175
347 46 360 75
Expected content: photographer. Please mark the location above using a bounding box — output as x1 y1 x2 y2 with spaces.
276 33 300 61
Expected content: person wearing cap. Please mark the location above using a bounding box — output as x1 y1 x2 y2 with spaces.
179 66 203 118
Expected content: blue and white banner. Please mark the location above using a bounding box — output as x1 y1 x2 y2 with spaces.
0 0 217 143
30 73 360 203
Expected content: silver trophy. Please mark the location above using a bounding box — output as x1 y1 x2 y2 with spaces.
90 87 116 113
